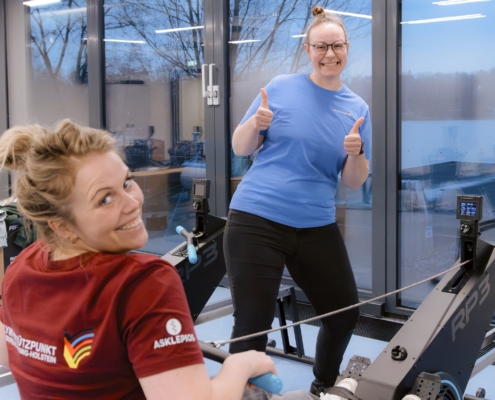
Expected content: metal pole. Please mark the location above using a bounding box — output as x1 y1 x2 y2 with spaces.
87 0 105 129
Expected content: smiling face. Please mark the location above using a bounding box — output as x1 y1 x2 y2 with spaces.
304 22 349 87
63 151 148 255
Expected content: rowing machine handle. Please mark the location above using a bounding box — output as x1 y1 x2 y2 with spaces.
199 342 283 394
176 226 198 264
248 373 283 394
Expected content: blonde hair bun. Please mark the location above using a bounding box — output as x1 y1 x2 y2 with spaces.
0 125 47 171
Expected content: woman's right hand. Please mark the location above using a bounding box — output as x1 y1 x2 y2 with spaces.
224 350 277 381
252 88 273 131
139 350 277 400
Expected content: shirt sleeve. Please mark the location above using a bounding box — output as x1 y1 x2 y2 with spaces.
119 260 204 378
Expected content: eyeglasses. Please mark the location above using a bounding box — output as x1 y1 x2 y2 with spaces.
309 42 348 55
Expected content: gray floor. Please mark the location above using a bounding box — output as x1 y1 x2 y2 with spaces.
1 286 494 399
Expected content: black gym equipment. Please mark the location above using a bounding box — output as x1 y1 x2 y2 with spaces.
162 178 282 393
338 194 493 400
163 185 494 399
162 178 227 321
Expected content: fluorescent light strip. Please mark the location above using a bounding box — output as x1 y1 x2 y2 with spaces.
292 34 307 38
325 9 372 19
52 7 87 15
401 13 485 24
228 39 260 44
23 0 61 6
104 39 145 44
155 26 204 34
433 0 491 5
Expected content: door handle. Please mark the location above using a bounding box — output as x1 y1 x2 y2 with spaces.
209 63 219 106
201 63 219 106
201 64 209 98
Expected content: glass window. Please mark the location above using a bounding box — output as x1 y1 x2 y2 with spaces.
6 0 89 125
104 0 206 255
399 0 495 308
228 0 373 289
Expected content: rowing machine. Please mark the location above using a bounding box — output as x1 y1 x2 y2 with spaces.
339 195 494 400
161 178 227 321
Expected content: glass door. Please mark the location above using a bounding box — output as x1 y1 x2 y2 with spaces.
398 0 495 309
103 0 227 255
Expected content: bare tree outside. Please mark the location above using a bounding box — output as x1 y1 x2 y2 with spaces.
102 0 371 84
104 0 205 83
25 0 90 125
29 0 88 84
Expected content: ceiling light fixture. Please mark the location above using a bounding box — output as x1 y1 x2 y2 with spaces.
104 39 145 44
51 7 87 15
433 0 491 5
325 9 372 19
155 26 204 34
23 0 61 6
228 39 260 44
401 13 485 24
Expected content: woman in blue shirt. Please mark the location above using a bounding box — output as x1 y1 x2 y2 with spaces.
224 6 371 396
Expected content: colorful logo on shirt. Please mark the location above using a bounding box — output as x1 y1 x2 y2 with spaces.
63 328 95 369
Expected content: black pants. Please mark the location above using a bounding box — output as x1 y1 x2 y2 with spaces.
224 210 359 387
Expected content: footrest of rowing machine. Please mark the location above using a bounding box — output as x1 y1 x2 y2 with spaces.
410 372 442 399
336 355 371 384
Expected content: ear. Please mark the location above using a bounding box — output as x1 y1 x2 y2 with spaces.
48 219 75 239
303 43 311 59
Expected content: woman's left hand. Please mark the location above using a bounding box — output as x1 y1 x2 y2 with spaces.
344 117 365 156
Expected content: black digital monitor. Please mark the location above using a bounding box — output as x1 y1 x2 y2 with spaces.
192 179 210 200
456 195 483 221
194 182 205 197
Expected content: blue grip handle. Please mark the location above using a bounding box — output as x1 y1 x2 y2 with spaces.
176 226 197 264
248 373 283 394
187 244 198 264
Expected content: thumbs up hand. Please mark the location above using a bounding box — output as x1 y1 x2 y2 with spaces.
253 88 273 131
344 117 365 156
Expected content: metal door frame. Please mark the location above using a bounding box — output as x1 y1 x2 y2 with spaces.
204 0 230 217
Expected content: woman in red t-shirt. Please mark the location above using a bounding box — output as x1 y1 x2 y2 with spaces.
0 119 276 400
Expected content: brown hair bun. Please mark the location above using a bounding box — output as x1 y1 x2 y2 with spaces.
306 5 348 44
312 5 325 17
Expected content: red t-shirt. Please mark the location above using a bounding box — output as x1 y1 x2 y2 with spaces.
0 241 204 399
